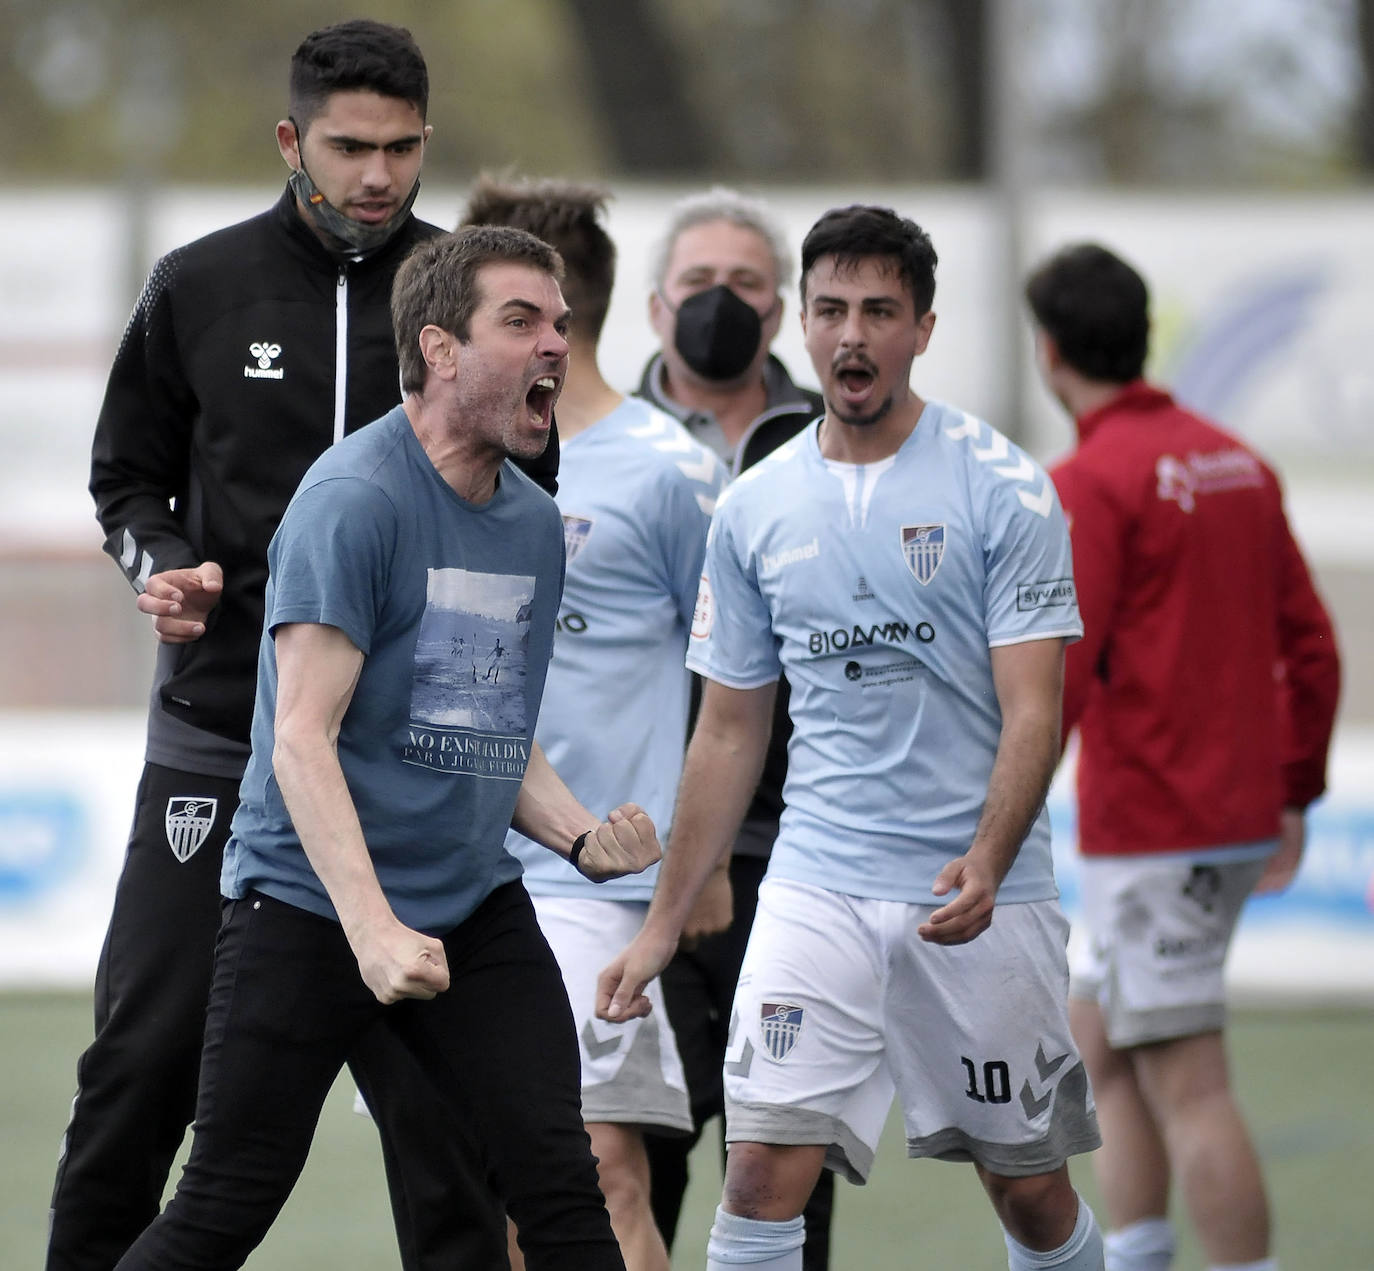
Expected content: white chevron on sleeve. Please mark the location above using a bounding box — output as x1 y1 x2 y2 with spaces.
944 413 981 441
949 412 1043 495
972 432 1009 463
626 416 670 439
1017 481 1055 518
651 431 694 454
676 453 719 484
994 452 1035 482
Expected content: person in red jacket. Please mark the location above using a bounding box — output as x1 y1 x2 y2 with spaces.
1025 243 1340 1271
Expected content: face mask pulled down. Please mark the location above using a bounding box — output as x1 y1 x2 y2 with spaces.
288 161 420 260
670 284 767 382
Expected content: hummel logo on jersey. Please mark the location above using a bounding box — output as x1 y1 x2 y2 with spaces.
760 537 819 573
760 1002 805 1061
244 341 284 380
562 515 594 563
165 797 217 862
901 524 944 584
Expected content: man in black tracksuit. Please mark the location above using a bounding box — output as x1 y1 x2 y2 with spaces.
51 21 542 1271
634 188 834 1271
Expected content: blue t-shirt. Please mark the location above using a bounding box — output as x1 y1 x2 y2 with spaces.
688 403 1082 904
506 398 726 900
223 406 564 934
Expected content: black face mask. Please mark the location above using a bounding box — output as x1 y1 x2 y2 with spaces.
670 284 765 382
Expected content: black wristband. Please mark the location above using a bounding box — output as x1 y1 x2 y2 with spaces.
569 829 593 877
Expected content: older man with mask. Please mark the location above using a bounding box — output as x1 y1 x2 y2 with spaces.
639 187 819 475
635 187 834 1271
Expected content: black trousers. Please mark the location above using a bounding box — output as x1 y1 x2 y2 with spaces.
47 762 507 1271
646 854 834 1269
112 883 622 1271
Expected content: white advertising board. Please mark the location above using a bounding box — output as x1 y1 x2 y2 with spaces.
0 711 1370 999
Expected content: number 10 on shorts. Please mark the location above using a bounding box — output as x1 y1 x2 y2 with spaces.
961 1055 1012 1104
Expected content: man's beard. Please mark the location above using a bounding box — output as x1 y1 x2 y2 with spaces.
827 391 895 429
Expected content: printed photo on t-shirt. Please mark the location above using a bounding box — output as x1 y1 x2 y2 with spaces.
403 567 535 779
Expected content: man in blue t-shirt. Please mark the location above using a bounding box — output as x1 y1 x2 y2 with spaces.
600 206 1106 1271
115 227 660 1271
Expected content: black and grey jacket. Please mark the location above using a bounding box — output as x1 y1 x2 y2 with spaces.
636 352 821 477
91 186 558 774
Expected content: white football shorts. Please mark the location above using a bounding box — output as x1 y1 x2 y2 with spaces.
532 893 692 1134
1070 854 1268 1048
722 877 1099 1183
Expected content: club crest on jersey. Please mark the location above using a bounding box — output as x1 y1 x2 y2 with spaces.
760 1002 805 1061
562 515 594 563
900 523 945 585
164 798 218 862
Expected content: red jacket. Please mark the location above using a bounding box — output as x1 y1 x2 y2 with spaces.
1050 382 1340 857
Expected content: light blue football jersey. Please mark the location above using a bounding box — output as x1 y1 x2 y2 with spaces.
507 398 727 899
688 402 1082 905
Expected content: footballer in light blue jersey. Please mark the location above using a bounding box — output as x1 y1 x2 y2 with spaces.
689 402 1081 905
603 205 1103 1271
506 396 726 899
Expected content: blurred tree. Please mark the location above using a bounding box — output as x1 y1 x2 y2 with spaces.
0 0 614 182
563 0 712 173
1024 0 1361 186
0 0 1364 187
646 0 969 181
0 0 981 184
935 0 990 180
1358 0 1374 168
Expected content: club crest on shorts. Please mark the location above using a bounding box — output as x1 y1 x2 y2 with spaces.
562 515 594 563
900 523 944 585
164 798 218 862
760 1002 805 1061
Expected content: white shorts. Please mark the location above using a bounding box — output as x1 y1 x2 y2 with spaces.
532 894 691 1134
723 877 1099 1184
1070 854 1267 1048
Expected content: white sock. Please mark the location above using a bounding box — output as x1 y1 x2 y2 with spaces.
1208 1260 1277 1271
1104 1217 1176 1271
706 1206 805 1269
1005 1193 1105 1270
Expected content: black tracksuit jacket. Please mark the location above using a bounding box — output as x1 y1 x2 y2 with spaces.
90 187 558 758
